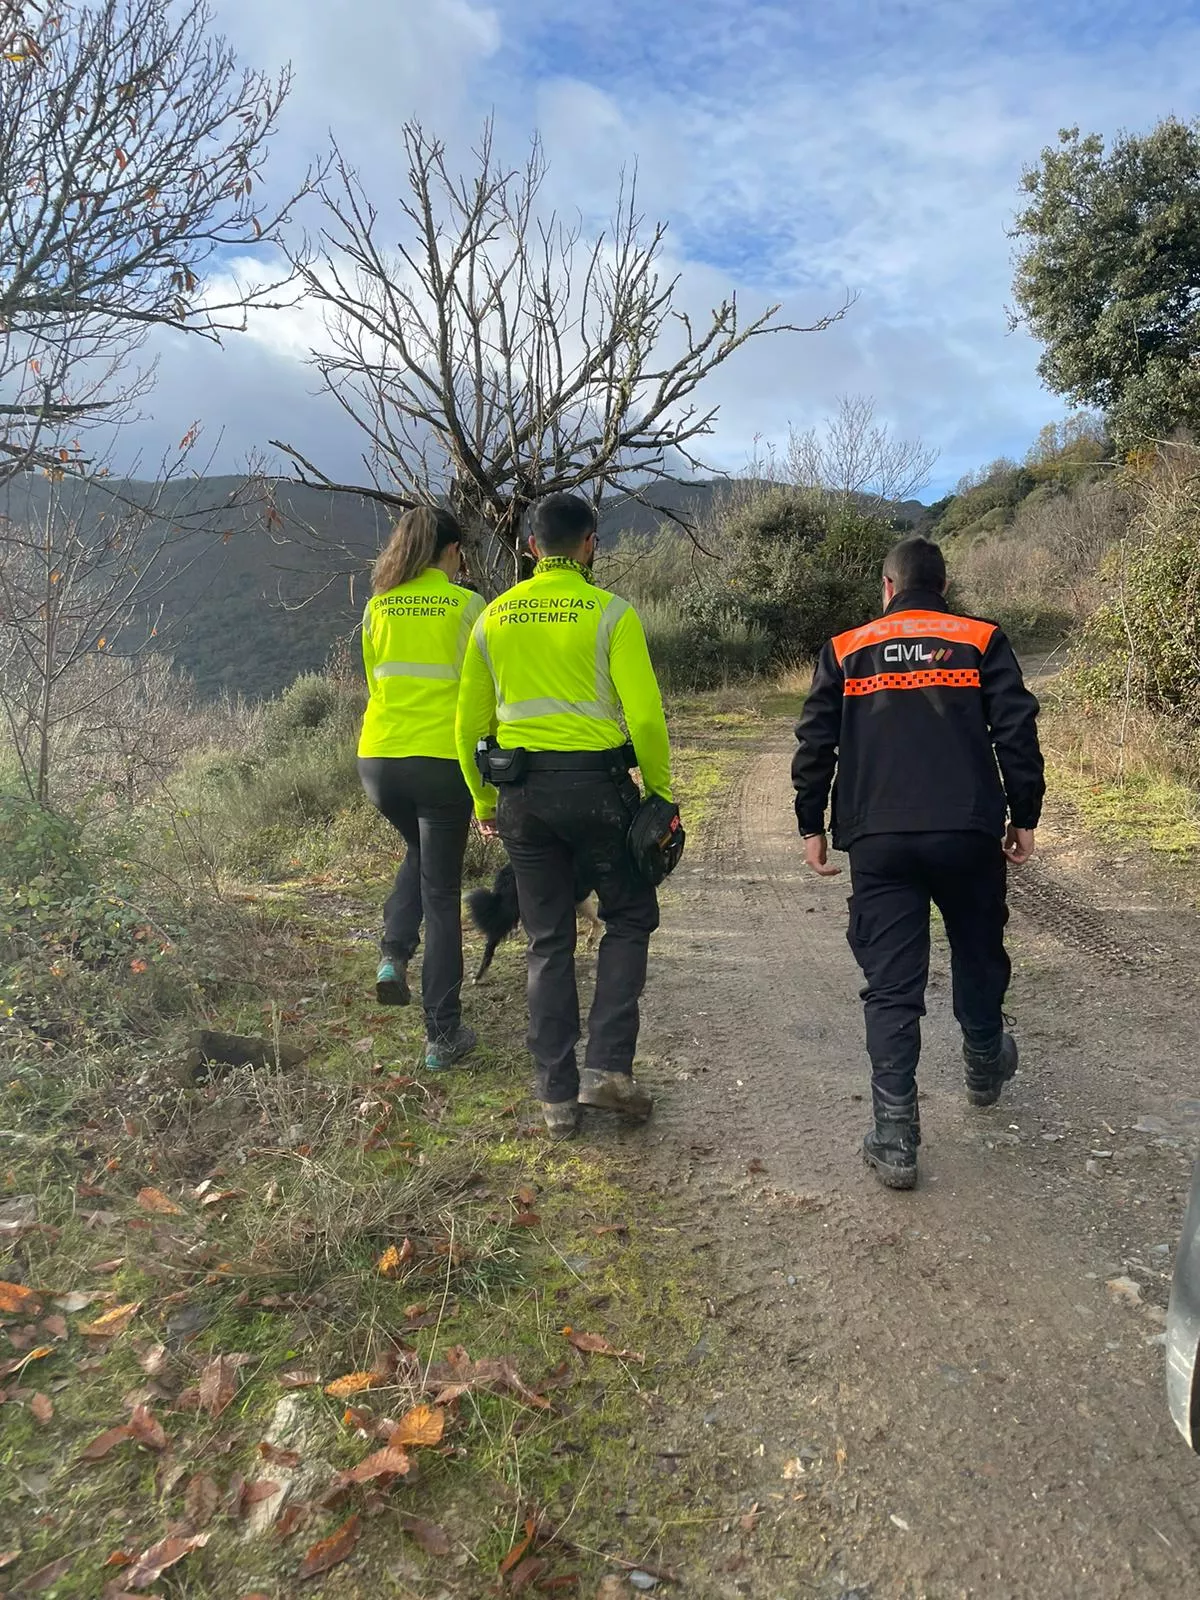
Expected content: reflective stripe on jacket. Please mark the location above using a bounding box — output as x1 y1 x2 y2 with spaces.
792 588 1045 849
357 568 486 760
455 565 673 819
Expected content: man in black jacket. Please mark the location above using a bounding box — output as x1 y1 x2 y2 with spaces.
792 536 1044 1190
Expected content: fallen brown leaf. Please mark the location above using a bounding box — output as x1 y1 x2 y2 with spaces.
226 1471 248 1520
508 1555 547 1593
387 1403 445 1448
200 1189 242 1207
40 1314 68 1341
334 1446 412 1485
324 1369 384 1400
739 1502 761 1533
135 1343 169 1377
275 1503 310 1542
124 1531 209 1589
279 1368 321 1390
563 1329 646 1363
259 1441 302 1468
514 1185 537 1208
136 1186 184 1217
129 1403 168 1451
499 1517 537 1575
591 1223 629 1237
16 1554 72 1591
103 1551 133 1568
510 1211 541 1228
244 1479 283 1507
80 1302 140 1337
0 1549 21 1571
397 1513 451 1556
184 1472 220 1530
30 1391 53 1424
198 1352 247 1418
80 1423 134 1461
0 1345 54 1379
0 1281 42 1315
297 1514 360 1580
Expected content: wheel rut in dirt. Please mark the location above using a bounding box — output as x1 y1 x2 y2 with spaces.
635 734 1200 1599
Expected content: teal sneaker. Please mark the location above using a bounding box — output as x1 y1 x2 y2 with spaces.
376 958 411 1007
424 1024 477 1072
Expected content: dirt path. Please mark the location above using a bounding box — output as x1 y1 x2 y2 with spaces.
635 732 1200 1599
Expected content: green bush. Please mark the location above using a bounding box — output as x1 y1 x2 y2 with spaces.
686 490 894 662
1071 462 1200 720
640 599 771 691
262 672 363 753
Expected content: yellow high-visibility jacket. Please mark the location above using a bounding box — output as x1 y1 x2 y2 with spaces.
455 560 673 820
357 568 485 760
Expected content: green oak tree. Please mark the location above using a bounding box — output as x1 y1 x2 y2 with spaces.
1012 120 1200 451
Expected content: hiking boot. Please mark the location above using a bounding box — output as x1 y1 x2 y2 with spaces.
376 957 411 1007
542 1099 580 1141
963 1032 1018 1108
424 1024 477 1072
862 1085 920 1190
578 1068 653 1122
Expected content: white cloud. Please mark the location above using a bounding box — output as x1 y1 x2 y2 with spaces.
120 0 1200 495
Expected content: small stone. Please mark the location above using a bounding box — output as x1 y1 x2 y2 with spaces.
1086 1160 1104 1177
1090 1150 1114 1159
1041 1133 1064 1143
596 1580 628 1600
629 1574 658 1592
1106 1276 1143 1308
786 1275 797 1287
890 1513 911 1531
1152 1244 1171 1256
0 1195 36 1233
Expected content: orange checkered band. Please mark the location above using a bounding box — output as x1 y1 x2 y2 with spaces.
844 668 982 697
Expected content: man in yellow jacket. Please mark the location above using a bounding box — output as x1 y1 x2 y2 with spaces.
456 492 675 1139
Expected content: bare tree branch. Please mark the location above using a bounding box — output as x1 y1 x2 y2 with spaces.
278 120 851 594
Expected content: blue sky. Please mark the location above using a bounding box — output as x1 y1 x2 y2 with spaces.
137 0 1200 499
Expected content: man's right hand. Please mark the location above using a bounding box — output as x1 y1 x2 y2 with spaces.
803 832 842 877
1004 825 1035 865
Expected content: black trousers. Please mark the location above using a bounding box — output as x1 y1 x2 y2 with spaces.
846 831 1011 1099
497 770 660 1105
358 756 472 1040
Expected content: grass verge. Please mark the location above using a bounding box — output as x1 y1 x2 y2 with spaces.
1 688 781 1599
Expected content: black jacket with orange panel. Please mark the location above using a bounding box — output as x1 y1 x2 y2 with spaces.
792 589 1045 850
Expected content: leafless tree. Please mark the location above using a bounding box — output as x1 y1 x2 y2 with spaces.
0 0 311 482
273 122 849 593
786 395 938 514
0 448 262 802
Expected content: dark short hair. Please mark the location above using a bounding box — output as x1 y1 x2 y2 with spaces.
883 535 946 593
530 492 597 556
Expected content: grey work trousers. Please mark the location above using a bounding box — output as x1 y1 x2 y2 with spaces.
358 755 472 1040
497 769 660 1104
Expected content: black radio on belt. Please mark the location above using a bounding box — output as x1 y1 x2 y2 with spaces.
475 739 528 785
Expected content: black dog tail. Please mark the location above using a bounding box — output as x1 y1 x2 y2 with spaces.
465 886 518 983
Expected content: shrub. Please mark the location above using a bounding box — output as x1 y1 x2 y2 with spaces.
685 488 894 662
1071 457 1200 721
262 672 362 752
640 600 771 691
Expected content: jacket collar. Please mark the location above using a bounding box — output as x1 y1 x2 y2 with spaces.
532 556 595 585
884 587 950 615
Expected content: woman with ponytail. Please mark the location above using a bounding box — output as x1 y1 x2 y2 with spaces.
358 506 484 1071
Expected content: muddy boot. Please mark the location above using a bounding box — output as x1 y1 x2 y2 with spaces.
424 1024 477 1072
376 957 411 1007
963 1032 1018 1108
542 1099 580 1141
578 1068 653 1122
862 1085 920 1190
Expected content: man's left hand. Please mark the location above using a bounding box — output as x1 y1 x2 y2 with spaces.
803 832 841 877
476 817 500 841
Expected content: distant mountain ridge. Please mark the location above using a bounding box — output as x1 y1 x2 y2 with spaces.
0 473 929 700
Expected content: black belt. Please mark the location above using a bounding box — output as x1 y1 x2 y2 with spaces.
525 744 634 772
